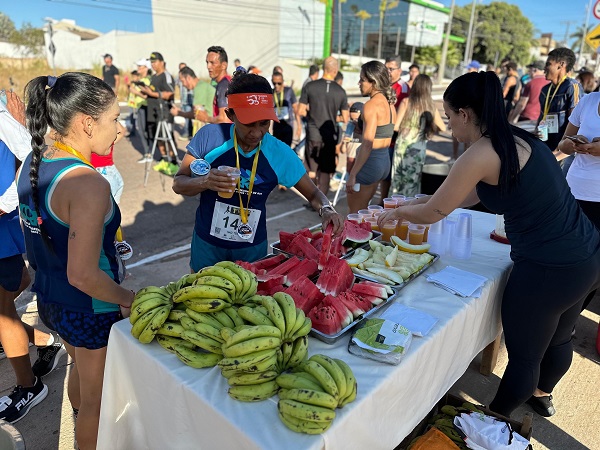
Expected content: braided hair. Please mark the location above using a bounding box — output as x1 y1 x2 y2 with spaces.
25 72 115 245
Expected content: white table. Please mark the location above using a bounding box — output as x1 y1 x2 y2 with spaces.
98 210 512 450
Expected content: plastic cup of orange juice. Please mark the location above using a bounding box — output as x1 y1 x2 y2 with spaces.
217 166 241 198
408 224 426 245
422 224 430 242
396 220 410 240
364 217 379 232
383 198 397 209
381 220 398 242
358 209 372 220
368 205 383 214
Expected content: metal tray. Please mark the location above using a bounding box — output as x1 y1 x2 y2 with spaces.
309 274 399 344
270 224 382 260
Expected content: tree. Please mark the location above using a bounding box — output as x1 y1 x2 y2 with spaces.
0 13 16 41
570 25 594 53
10 22 44 67
355 9 372 61
415 42 461 69
451 2 534 65
377 0 399 59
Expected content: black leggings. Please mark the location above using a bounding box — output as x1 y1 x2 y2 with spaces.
489 250 600 417
577 199 600 311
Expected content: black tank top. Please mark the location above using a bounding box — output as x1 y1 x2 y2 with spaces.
373 105 394 139
476 133 599 266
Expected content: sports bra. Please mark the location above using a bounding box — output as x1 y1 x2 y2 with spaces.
374 104 394 139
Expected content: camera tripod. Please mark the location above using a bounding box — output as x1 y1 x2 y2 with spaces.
143 118 180 187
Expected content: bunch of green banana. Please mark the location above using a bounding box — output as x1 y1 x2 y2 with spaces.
277 336 308 371
187 262 258 305
129 287 173 344
275 355 358 434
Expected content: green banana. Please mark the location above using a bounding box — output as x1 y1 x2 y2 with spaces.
291 370 322 386
333 358 357 407
214 261 250 301
275 373 324 392
173 284 231 303
182 330 224 354
223 306 245 328
272 292 297 340
185 309 224 329
291 317 312 341
254 305 270 316
278 411 332 434
156 335 195 353
131 307 162 339
286 336 308 369
129 296 170 325
194 322 225 343
287 308 306 339
261 296 286 335
168 310 189 322
227 370 279 386
198 266 244 296
174 345 222 368
218 348 278 371
132 286 168 302
220 367 242 379
279 388 338 409
220 327 236 342
237 306 274 327
277 399 336 422
222 336 282 358
209 310 236 329
179 315 197 331
138 305 171 344
184 298 228 313
224 325 282 347
156 322 185 338
227 380 279 402
173 302 188 311
193 275 236 296
163 281 179 297
281 342 293 368
301 360 339 399
310 354 347 401
241 273 258 302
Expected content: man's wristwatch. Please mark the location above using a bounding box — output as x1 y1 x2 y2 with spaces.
319 204 336 217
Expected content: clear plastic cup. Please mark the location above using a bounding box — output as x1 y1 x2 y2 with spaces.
368 205 384 213
538 122 548 141
381 219 397 242
347 213 362 224
364 216 379 232
383 198 397 209
395 220 410 240
372 211 383 219
427 220 445 255
402 196 416 205
455 213 472 239
408 224 426 245
358 209 372 220
451 213 473 259
421 224 431 242
443 216 458 255
392 194 406 201
217 166 241 198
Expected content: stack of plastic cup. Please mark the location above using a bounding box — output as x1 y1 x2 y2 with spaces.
427 220 445 255
347 213 362 224
442 216 458 255
358 209 372 221
392 194 406 203
368 205 383 214
451 213 472 259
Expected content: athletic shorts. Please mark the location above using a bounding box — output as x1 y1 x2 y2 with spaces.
190 232 268 273
38 302 122 350
356 147 391 185
308 140 337 174
384 145 394 182
0 254 25 292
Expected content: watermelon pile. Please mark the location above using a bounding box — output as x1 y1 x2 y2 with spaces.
308 280 393 336
277 221 374 263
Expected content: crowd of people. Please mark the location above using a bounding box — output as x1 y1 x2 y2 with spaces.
1 41 600 450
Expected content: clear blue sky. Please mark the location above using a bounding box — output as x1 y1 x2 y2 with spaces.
1 0 598 45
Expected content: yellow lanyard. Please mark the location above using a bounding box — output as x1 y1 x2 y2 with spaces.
542 76 567 121
274 91 284 116
53 141 94 167
233 129 261 224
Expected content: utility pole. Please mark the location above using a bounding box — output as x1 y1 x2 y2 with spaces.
44 17 56 76
395 27 401 55
463 0 477 67
438 0 455 84
560 20 577 46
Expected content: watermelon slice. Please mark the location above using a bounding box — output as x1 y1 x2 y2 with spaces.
322 295 353 328
308 305 342 335
279 231 296 252
341 221 373 248
358 222 373 232
318 224 334 270
359 280 395 296
338 292 372 318
285 259 318 286
235 260 256 273
351 282 389 300
311 231 323 240
311 237 323 252
257 274 286 292
285 276 323 314
354 293 385 306
297 228 313 238
251 254 286 272
268 256 301 276
287 234 320 261
317 255 354 296
330 236 345 257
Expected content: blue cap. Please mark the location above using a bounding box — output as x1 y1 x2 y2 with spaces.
466 60 481 70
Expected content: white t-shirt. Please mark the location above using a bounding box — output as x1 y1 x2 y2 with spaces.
566 92 600 201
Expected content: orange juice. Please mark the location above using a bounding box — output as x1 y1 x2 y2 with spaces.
396 220 409 240
381 220 397 242
364 217 379 231
383 198 397 209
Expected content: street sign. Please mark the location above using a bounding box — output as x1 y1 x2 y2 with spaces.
585 23 600 51
594 0 600 20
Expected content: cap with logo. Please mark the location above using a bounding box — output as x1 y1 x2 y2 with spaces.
149 52 164 61
227 93 279 124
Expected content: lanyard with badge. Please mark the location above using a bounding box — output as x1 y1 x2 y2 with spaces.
273 91 289 121
541 76 566 134
233 129 261 239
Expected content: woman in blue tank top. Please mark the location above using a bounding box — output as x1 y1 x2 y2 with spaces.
17 72 135 449
378 71 600 418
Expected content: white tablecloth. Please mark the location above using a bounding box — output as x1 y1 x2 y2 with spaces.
98 210 512 450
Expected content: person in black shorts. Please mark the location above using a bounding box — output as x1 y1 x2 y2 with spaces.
298 56 349 195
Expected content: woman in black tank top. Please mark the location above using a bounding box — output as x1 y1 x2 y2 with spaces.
346 61 397 213
377 71 600 419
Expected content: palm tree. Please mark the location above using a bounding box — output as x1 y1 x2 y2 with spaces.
378 0 399 59
355 9 372 62
570 25 594 53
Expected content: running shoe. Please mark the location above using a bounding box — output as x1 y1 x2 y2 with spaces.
137 154 153 164
32 340 67 378
0 377 48 423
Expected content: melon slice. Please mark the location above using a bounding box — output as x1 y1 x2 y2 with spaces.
337 292 368 318
257 274 286 292
311 237 323 252
308 305 342 335
288 234 320 261
354 293 385 306
331 236 345 257
284 258 318 286
366 267 404 285
390 236 431 254
322 295 353 328
318 224 334 270
359 280 394 296
341 221 373 248
279 231 296 252
351 282 389 300
268 256 300 276
251 254 286 272
297 228 313 238
286 276 323 314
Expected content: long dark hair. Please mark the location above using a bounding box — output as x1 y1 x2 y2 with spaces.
443 71 520 193
25 72 115 244
402 74 437 140
360 60 396 105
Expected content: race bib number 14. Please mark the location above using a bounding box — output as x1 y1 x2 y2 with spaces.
210 201 261 243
